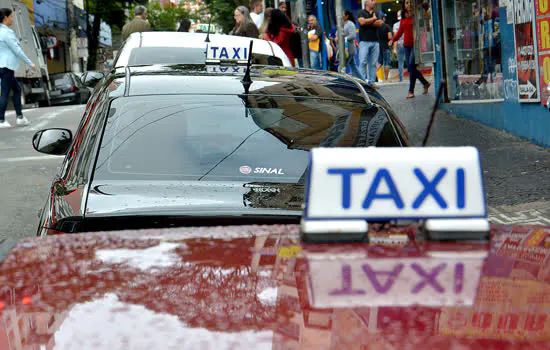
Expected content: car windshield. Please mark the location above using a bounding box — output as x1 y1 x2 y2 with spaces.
125 47 283 66
93 95 401 182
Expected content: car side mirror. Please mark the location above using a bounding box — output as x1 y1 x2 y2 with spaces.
32 128 73 155
83 72 105 88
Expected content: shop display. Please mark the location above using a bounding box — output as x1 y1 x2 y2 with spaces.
443 0 503 101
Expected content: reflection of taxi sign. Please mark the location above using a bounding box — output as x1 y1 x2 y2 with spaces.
302 147 489 241
206 44 248 62
206 66 248 74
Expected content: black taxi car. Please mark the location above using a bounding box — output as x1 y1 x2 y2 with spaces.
32 64 411 235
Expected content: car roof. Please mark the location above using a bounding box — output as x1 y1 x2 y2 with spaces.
116 31 293 68
118 64 376 104
0 223 548 348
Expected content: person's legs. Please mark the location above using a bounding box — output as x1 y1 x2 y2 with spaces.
383 49 391 81
397 45 405 81
310 50 320 70
366 42 380 84
358 41 369 81
346 55 362 79
11 74 22 117
404 46 415 95
0 68 12 122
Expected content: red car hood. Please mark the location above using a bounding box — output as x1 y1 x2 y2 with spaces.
0 224 549 349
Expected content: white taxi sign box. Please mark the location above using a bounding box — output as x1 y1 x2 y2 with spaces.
305 147 486 221
306 253 487 309
206 44 249 63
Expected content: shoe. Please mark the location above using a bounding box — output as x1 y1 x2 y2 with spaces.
423 82 431 94
16 116 29 126
406 93 415 99
0 120 12 128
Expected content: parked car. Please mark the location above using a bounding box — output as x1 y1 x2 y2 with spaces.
31 63 410 235
49 72 92 105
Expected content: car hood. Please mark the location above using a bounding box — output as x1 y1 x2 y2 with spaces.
0 224 550 349
85 180 304 217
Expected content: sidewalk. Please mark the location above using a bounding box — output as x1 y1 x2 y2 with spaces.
377 82 550 215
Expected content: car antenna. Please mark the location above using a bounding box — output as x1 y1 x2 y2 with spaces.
205 16 212 43
422 80 446 147
241 40 254 95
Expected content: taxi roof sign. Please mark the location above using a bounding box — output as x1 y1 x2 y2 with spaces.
205 43 249 63
305 147 486 221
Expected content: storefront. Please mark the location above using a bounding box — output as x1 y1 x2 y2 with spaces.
429 0 550 147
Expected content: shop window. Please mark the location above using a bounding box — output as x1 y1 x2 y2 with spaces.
443 0 503 101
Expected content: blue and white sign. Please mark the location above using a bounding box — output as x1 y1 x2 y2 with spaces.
305 147 486 220
206 44 249 61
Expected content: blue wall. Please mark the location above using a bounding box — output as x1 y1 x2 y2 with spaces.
431 3 550 148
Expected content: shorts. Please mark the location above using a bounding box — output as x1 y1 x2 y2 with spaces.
378 48 391 68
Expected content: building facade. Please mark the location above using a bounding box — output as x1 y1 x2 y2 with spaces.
426 0 550 147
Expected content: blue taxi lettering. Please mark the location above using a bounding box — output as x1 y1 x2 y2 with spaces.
209 46 248 60
363 168 404 209
327 168 365 209
412 168 447 209
219 47 229 59
327 167 467 211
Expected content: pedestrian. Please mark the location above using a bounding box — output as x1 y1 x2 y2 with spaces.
258 7 273 39
377 13 392 82
357 0 383 85
0 8 35 128
392 10 405 82
278 1 287 13
265 9 296 66
390 0 430 98
122 6 151 42
230 6 259 38
249 0 264 30
178 17 191 32
340 10 362 79
307 15 323 70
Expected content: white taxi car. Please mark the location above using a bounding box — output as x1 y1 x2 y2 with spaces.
113 32 293 68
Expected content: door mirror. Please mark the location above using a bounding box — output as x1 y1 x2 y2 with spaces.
82 71 105 88
32 128 73 155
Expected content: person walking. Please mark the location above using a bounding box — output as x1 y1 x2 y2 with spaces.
340 10 362 79
249 0 264 29
392 10 405 82
265 9 296 66
357 0 383 84
307 15 323 70
230 6 259 38
122 5 151 42
377 13 392 82
258 7 273 39
0 8 35 128
389 0 430 98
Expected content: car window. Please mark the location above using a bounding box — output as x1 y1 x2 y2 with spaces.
125 47 284 66
93 95 402 182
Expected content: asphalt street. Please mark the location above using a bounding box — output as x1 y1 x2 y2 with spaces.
0 105 85 240
1 82 550 241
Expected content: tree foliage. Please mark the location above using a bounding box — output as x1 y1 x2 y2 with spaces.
203 0 248 34
146 2 190 31
85 0 140 70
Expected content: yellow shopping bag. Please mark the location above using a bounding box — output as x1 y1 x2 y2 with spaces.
376 66 384 81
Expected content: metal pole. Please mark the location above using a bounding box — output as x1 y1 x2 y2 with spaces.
294 0 309 68
335 0 345 73
316 0 327 70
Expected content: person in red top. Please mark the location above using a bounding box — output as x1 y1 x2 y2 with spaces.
265 9 295 66
389 0 430 99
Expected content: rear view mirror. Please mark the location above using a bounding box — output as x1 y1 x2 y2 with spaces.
32 128 73 155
